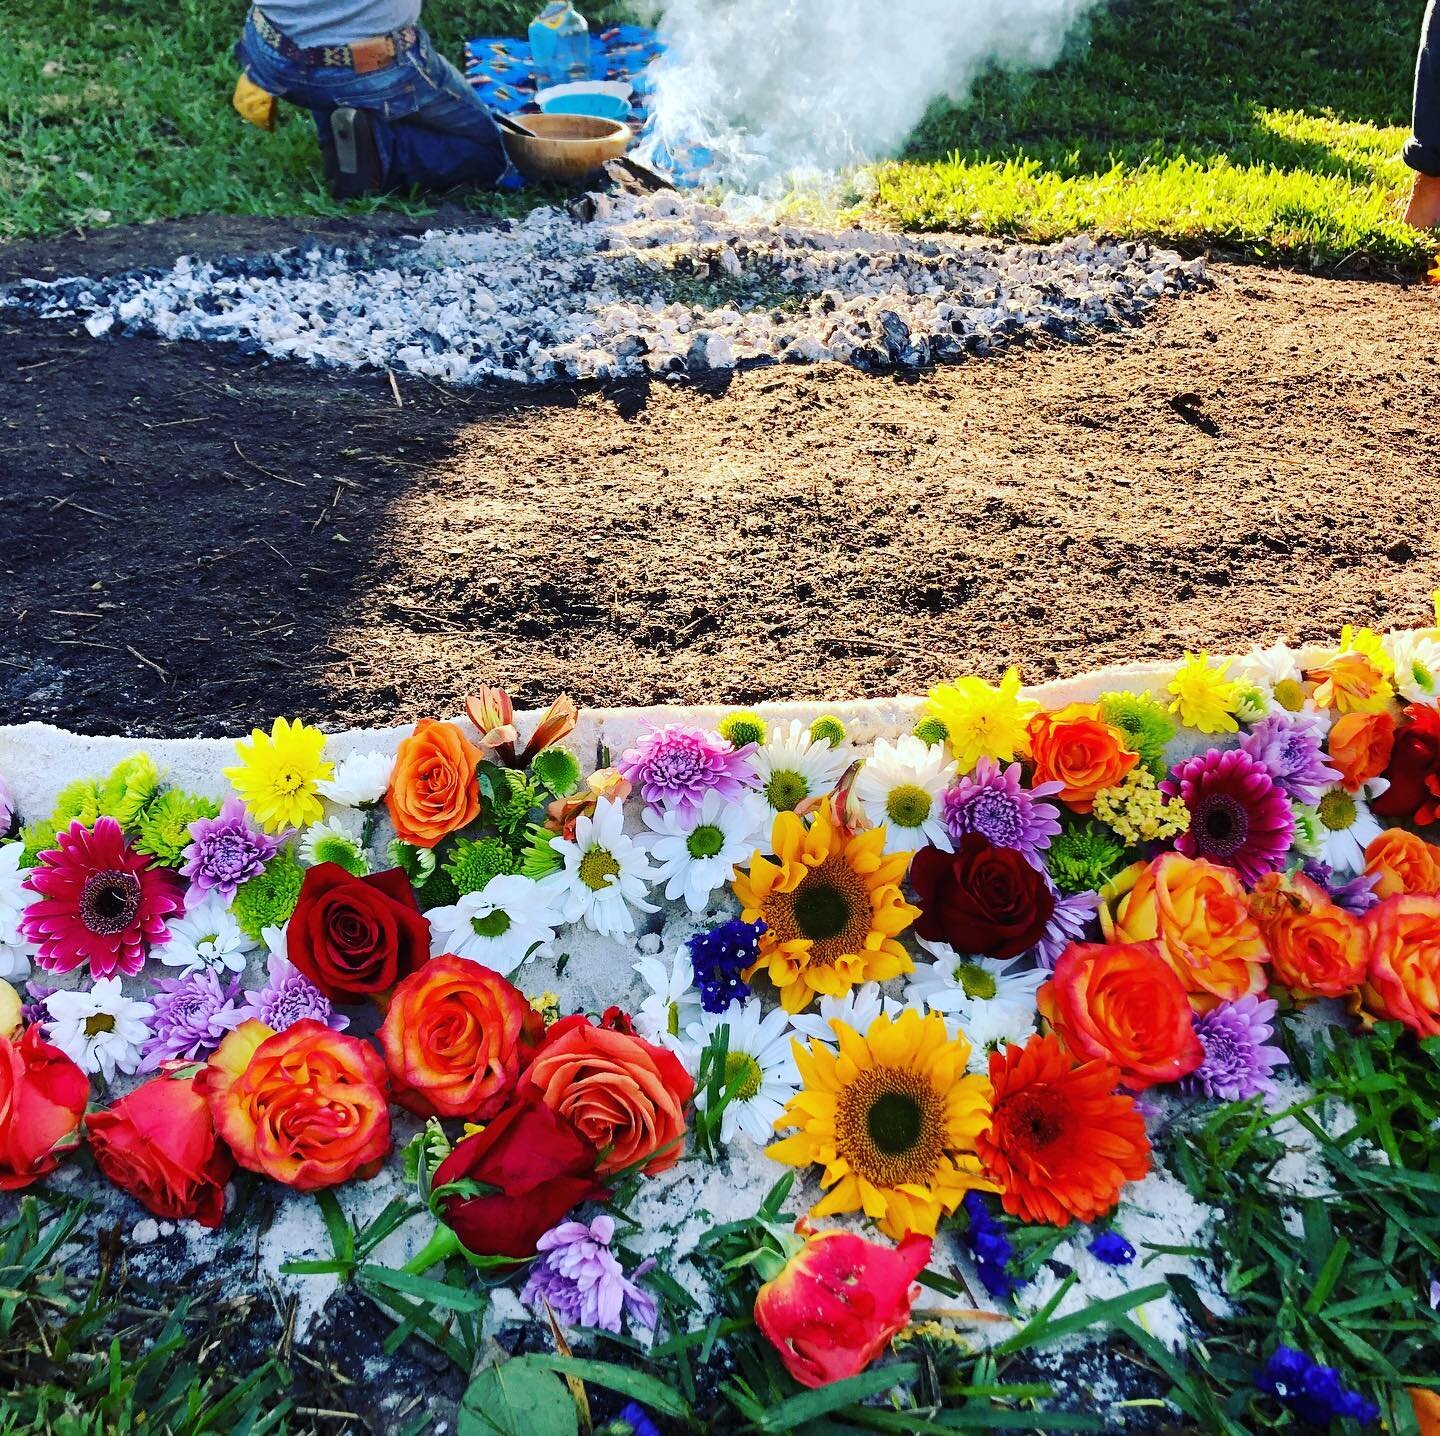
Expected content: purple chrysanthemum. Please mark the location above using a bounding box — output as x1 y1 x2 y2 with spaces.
942 758 1063 867
180 798 284 903
20 980 55 1029
0 773 15 840
1240 712 1340 807
235 950 347 1033
520 1214 657 1334
140 969 244 1070
1030 882 1101 968
616 724 758 818
1302 860 1381 916
1184 995 1289 1101
1162 748 1294 887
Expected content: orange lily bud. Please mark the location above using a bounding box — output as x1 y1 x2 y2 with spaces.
521 693 579 762
466 686 518 766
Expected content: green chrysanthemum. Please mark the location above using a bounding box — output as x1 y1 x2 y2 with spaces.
520 824 564 880
135 790 221 868
444 836 522 896
1289 803 1325 859
487 767 541 840
1046 819 1131 896
1098 691 1176 780
310 831 369 877
18 820 58 868
530 746 581 799
231 849 305 941
51 779 102 830
911 715 949 747
808 715 847 747
98 754 165 829
718 711 767 749
415 864 459 911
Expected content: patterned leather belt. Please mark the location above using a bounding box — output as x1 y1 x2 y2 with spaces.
251 7 420 73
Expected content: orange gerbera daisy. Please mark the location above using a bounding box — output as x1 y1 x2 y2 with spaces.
732 809 918 1013
975 1033 1151 1226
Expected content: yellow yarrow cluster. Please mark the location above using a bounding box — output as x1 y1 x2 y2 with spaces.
529 990 562 1024
1092 768 1190 845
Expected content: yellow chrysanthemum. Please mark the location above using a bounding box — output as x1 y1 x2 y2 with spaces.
1165 651 1241 735
1305 650 1394 715
732 809 917 1014
223 717 333 833
924 667 1037 774
1336 624 1394 679
767 1010 996 1239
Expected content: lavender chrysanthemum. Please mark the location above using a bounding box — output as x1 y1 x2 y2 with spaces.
617 724 759 818
236 950 348 1033
180 797 284 903
1163 748 1294 886
943 758 1063 866
520 1214 657 1334
1030 882 1101 968
1240 712 1340 806
1303 860 1381 915
140 969 244 1069
1185 995 1289 1101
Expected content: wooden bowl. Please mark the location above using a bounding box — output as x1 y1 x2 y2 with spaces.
501 113 632 184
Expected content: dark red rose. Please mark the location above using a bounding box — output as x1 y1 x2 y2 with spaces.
287 863 431 1003
598 1005 636 1034
1372 705 1440 827
910 835 1055 959
432 1096 607 1259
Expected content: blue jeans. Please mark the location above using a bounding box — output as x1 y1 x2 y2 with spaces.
1407 0 1440 176
237 13 509 191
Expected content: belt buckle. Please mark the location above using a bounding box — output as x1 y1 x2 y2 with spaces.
351 36 393 74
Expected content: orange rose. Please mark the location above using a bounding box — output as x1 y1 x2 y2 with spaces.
0 1025 89 1191
198 1019 391 1190
1365 829 1440 900
1025 703 1137 814
1102 853 1268 1004
522 1015 693 1176
1248 869 1367 999
386 718 483 847
1038 940 1203 1090
378 956 543 1120
1362 894 1440 1036
1327 711 1395 791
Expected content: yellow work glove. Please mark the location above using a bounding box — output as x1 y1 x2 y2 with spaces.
233 72 278 131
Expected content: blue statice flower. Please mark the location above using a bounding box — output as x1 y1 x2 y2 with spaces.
961 1191 1025 1300
686 918 764 1013
614 1402 661 1436
1087 1230 1136 1267
1257 1345 1379 1427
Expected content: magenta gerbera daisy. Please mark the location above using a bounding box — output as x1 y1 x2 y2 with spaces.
1161 748 1294 887
21 817 185 978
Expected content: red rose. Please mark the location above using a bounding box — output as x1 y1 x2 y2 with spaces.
0 1025 88 1190
431 1096 608 1259
910 835 1055 959
85 1069 233 1228
287 863 431 1002
1373 705 1440 827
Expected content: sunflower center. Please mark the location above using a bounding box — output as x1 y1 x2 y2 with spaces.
764 768 810 812
686 823 726 859
1317 789 1356 832
957 961 997 1000
763 854 874 965
885 783 932 829
1195 793 1248 858
723 1050 764 1102
835 1065 946 1189
578 847 621 891
78 870 143 935
84 1012 116 1037
792 882 851 941
470 909 512 939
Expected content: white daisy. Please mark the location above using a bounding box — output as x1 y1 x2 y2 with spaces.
641 789 767 913
299 811 369 871
541 797 659 939
685 1000 800 1146
45 978 153 1082
425 873 561 975
318 750 394 808
852 734 957 853
1236 639 1303 694
0 842 38 981
1385 629 1440 706
752 720 849 816
159 893 257 975
906 940 1045 1067
632 946 704 1061
1314 779 1387 874
788 982 905 1046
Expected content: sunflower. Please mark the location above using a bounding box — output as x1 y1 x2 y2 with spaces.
767 1009 995 1239
732 809 917 1014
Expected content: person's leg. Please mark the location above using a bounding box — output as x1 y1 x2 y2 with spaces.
1403 0 1440 229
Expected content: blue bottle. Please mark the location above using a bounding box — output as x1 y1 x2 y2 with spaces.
529 2 591 89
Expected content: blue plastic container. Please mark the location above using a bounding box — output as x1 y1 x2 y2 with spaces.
529 3 591 88
539 90 630 121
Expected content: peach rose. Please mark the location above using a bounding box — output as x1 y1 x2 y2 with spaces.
386 718 483 847
1362 894 1440 1036
1248 870 1367 999
1038 940 1203 1089
1025 703 1138 814
1101 853 1268 1004
522 1014 693 1176
1365 829 1440 900
378 956 543 1120
1328 711 1395 792
198 1019 391 1190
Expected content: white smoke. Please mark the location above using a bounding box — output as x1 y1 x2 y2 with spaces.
635 0 1099 189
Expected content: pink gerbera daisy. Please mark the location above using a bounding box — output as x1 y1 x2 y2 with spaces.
1161 748 1294 888
21 817 184 978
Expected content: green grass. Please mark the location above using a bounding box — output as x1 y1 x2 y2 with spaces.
0 0 1434 269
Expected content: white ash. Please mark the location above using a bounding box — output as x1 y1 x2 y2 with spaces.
3 191 1205 385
